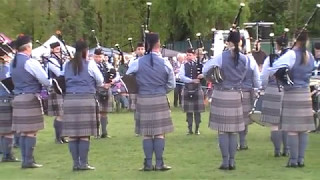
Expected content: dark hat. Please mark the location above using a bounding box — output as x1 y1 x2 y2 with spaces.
276 35 288 47
50 42 60 49
186 48 195 54
227 31 240 44
16 34 32 48
146 32 159 48
94 48 103 55
136 42 144 48
75 39 88 51
314 42 320 50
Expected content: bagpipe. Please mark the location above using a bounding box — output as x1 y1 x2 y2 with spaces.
205 3 245 84
274 4 320 86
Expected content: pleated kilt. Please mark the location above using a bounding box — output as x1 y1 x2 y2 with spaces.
12 94 44 132
281 87 315 131
62 94 99 137
0 96 13 134
135 94 174 136
47 90 64 116
181 84 205 113
209 89 245 132
261 85 283 125
129 93 137 110
242 91 254 125
97 88 113 113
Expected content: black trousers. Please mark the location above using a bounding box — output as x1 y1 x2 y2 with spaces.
174 83 183 107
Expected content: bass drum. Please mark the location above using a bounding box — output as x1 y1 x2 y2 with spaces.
249 94 267 126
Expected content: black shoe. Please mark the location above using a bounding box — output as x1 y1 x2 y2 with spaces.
73 165 79 171
78 164 95 170
61 138 69 143
238 146 248 151
186 131 193 135
274 152 281 157
21 162 43 168
1 156 20 162
155 164 172 171
286 162 298 168
218 165 229 170
55 139 64 144
298 162 305 167
282 152 289 157
229 164 236 170
139 165 154 171
13 144 19 148
195 130 200 135
101 134 112 139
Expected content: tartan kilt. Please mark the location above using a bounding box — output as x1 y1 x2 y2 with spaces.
47 90 64 116
97 88 113 113
135 94 174 136
209 89 245 132
62 94 99 137
281 87 315 131
129 93 137 110
242 91 254 125
0 96 13 134
181 84 205 113
12 94 44 132
261 85 283 125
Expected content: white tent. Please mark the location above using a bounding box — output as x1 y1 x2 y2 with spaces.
31 35 75 60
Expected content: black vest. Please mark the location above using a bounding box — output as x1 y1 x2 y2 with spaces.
184 62 197 79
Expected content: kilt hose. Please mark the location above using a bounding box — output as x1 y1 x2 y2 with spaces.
242 91 254 125
135 94 174 136
281 87 315 132
62 94 99 137
129 93 137 111
0 96 13 134
209 89 245 132
261 85 284 126
181 83 205 113
98 88 113 113
47 91 64 117
12 94 44 132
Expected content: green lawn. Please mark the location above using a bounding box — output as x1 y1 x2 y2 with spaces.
0 94 320 180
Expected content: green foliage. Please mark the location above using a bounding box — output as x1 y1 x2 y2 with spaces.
0 0 319 50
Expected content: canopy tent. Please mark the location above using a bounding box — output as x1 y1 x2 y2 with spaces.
31 35 75 60
0 33 12 44
160 48 181 57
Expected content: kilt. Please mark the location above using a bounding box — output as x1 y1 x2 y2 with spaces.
47 90 64 116
97 88 113 113
281 87 315 131
62 94 99 137
242 91 254 125
209 89 245 132
135 94 174 136
181 83 205 113
12 94 44 132
0 96 13 134
129 93 137 110
261 85 283 125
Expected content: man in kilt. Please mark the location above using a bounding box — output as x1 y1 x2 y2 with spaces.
203 31 259 170
270 30 315 168
127 32 175 171
93 48 118 138
179 48 205 135
128 42 145 112
260 34 290 157
11 35 51 168
0 44 19 162
47 42 68 144
238 38 261 150
62 40 110 171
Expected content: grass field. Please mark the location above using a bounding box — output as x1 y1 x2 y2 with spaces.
0 93 320 180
